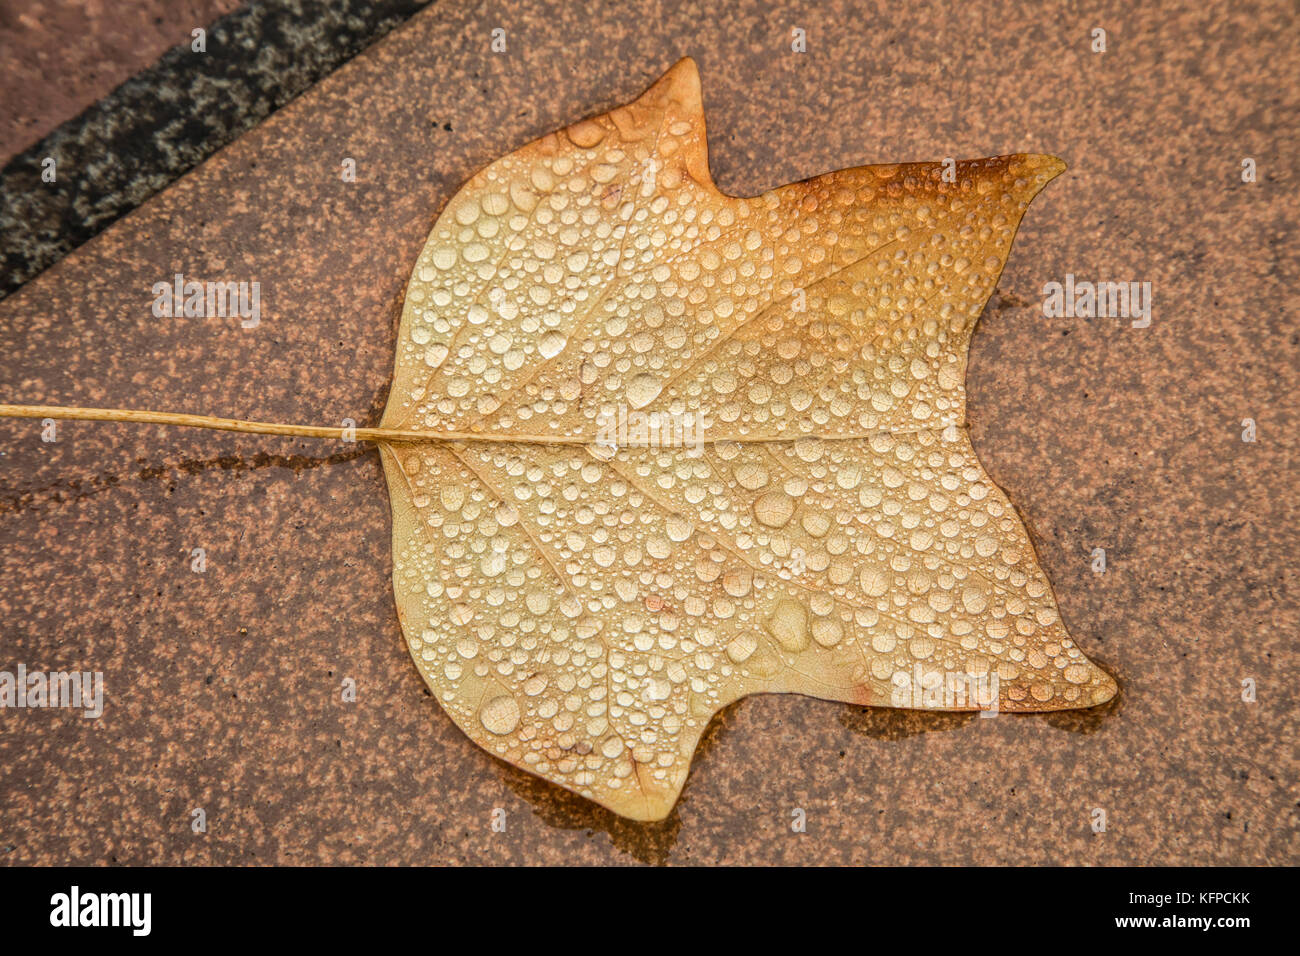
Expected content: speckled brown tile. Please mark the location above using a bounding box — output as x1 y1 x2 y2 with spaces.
0 0 1296 865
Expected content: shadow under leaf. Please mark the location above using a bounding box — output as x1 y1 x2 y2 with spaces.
839 706 977 740
0 447 372 515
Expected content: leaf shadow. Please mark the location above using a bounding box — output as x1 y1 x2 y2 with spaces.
838 707 977 740
498 698 746 865
0 448 372 515
1035 691 1121 734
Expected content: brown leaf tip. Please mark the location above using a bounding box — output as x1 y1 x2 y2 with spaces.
651 56 703 109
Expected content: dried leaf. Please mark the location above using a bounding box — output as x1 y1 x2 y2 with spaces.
377 58 1115 820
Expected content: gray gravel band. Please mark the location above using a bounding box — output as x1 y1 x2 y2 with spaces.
0 0 432 301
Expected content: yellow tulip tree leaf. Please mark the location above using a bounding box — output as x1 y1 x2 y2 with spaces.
375 58 1116 821
0 58 1116 823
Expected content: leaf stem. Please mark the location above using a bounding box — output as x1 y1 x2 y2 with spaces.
0 403 590 445
0 403 962 446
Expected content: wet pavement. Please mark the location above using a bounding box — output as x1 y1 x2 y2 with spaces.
0 0 1295 864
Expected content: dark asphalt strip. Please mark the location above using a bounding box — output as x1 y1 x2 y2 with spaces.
0 0 433 302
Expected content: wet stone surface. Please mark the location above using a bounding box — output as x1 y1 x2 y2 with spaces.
0 0 1296 863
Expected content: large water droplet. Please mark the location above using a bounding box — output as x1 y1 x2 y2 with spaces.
480 695 521 735
626 373 662 409
538 330 568 359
